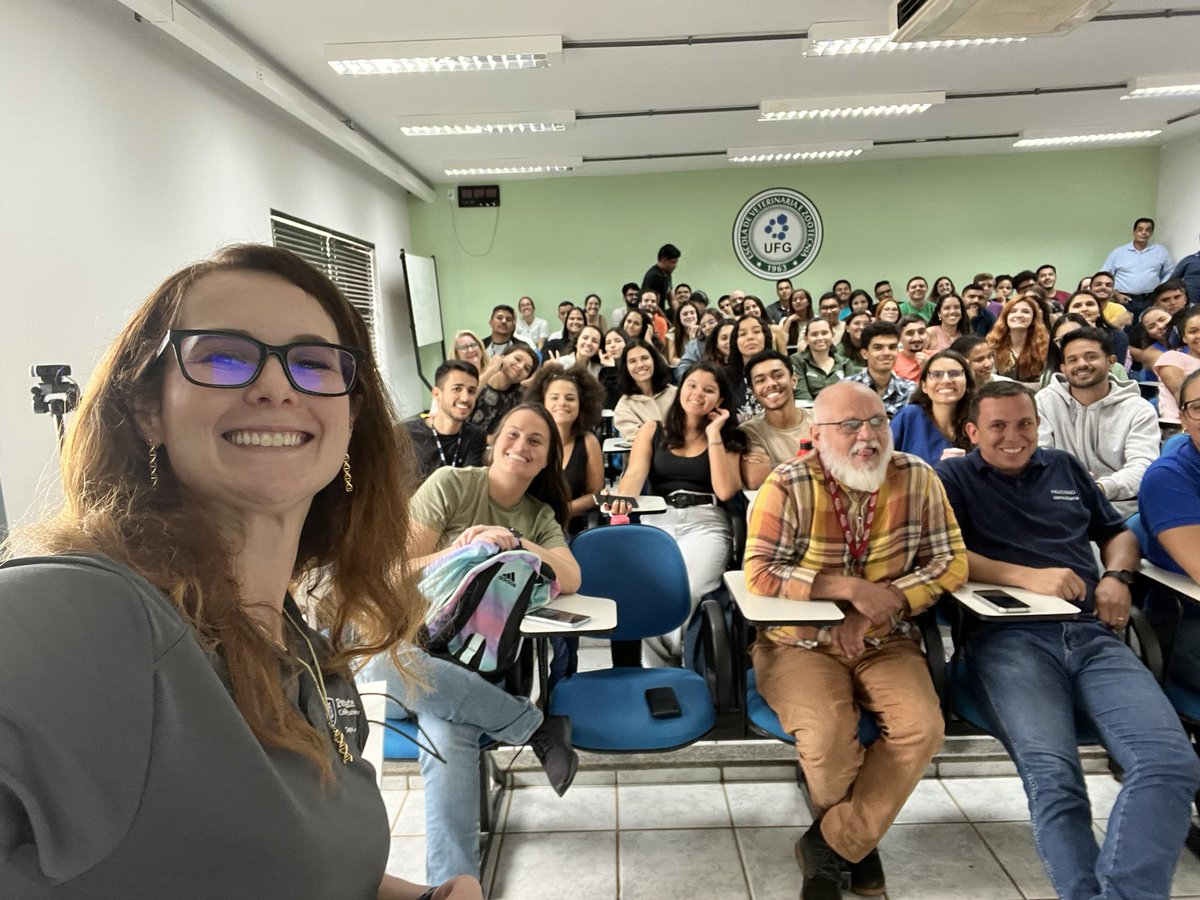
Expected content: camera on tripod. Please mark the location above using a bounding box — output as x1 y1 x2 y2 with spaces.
30 364 80 444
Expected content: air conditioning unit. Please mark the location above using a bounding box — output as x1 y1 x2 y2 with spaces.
891 0 1112 42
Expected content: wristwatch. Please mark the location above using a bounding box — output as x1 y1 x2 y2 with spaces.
1101 569 1136 586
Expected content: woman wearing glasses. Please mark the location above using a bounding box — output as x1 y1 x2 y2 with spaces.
0 245 478 899
889 350 976 465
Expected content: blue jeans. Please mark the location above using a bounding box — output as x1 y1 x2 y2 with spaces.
966 620 1200 900
357 649 542 883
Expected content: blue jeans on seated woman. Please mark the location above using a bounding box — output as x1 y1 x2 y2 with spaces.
357 648 542 883
966 619 1200 900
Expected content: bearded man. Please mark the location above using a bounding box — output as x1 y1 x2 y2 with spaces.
744 381 967 900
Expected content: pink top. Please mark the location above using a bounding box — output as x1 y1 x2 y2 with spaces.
927 326 960 353
1153 350 1200 423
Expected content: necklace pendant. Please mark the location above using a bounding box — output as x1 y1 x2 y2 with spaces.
331 725 354 765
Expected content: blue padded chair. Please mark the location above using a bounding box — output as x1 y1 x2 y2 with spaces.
745 668 880 747
1163 433 1189 457
549 524 717 751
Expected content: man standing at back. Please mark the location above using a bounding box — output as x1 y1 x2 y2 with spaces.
937 381 1200 900
641 243 681 306
746 381 966 899
1103 217 1175 319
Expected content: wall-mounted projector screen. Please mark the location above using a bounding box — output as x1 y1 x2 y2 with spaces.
401 251 443 349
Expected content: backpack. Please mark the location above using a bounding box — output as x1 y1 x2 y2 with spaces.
419 540 559 674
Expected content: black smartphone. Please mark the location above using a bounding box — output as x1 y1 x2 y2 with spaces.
594 493 639 509
974 588 1031 614
645 686 682 719
525 608 592 628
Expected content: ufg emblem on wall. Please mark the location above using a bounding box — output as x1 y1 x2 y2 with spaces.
732 188 823 279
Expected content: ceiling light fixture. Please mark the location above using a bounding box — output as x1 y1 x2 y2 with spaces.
727 141 871 163
804 20 1025 56
1013 129 1162 148
326 36 562 75
1122 75 1200 99
760 92 945 121
444 157 581 176
399 111 575 136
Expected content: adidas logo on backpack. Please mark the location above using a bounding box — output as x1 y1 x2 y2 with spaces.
498 571 519 588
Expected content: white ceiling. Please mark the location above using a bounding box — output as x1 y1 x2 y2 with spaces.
177 0 1200 194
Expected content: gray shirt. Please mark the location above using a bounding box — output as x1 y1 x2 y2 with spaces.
0 554 388 898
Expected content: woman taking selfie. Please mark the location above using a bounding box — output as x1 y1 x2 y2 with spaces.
608 362 746 663
0 245 478 899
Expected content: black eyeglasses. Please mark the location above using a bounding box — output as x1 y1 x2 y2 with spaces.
157 329 363 397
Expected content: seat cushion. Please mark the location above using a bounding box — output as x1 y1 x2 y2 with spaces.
382 718 491 760
549 668 715 751
951 659 1098 744
1166 681 1200 722
745 669 879 747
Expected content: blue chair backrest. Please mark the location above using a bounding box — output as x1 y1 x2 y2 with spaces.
1163 433 1190 457
1126 511 1149 554
570 524 691 640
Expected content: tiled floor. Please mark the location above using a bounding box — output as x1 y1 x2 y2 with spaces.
383 772 1200 899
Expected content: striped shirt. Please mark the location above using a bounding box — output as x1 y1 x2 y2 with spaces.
745 450 967 646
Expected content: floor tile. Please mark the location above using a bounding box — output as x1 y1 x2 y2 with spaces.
616 766 722 784
942 776 1032 822
618 782 731 829
723 781 813 828
391 788 426 835
489 831 617 899
893 778 968 824
735 826 806 900
878 823 1021 899
504 785 617 832
1170 844 1200 895
1083 772 1123 819
619 828 748 900
976 822 1056 899
382 788 406 830
577 647 611 673
385 835 426 885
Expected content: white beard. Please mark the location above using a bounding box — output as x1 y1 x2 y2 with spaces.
819 438 894 492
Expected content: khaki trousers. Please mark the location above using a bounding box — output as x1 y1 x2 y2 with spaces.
751 634 944 862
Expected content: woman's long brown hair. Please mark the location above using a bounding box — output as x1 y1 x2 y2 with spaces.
17 244 423 779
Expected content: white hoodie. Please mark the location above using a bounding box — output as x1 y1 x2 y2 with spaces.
1035 374 1160 517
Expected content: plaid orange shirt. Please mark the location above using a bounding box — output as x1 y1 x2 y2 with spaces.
745 450 967 646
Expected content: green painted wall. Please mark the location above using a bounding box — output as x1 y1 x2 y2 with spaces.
409 146 1159 395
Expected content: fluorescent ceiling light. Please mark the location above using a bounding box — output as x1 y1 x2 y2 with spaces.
1014 129 1162 148
399 111 575 136
727 142 871 163
444 157 581 176
804 20 1025 56
760 93 945 121
1122 75 1200 99
327 36 562 75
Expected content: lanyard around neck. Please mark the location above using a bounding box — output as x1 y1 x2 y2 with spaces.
819 461 879 572
429 419 462 468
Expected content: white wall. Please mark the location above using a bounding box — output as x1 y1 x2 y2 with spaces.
0 0 423 529
1158 131 1200 262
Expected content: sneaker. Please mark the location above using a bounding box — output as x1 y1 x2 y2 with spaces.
794 822 844 900
528 715 579 797
848 848 885 896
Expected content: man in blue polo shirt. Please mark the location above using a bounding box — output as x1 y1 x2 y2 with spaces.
937 381 1199 900
1102 217 1175 318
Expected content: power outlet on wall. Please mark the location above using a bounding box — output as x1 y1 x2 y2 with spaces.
446 188 454 202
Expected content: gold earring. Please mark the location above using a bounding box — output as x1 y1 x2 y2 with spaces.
148 441 159 487
342 454 354 493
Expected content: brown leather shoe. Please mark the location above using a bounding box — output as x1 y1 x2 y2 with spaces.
848 848 885 896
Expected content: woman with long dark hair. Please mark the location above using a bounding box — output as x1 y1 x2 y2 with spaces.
608 362 747 663
705 319 736 367
840 310 871 370
928 293 968 352
597 328 627 408
781 287 814 352
612 338 676 440
557 323 603 378
1066 290 1130 369
724 314 771 423
1154 305 1200 427
468 343 538 434
890 349 976 465
543 306 586 359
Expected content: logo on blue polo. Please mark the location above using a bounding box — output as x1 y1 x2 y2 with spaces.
732 188 823 279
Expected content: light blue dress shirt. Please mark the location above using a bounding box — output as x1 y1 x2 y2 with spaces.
1101 241 1174 294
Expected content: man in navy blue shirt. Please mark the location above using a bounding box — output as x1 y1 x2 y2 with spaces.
937 381 1199 900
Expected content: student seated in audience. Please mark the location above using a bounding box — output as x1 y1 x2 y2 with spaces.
514 296 549 351
988 273 1014 315
607 363 745 663
1130 305 1173 372
556 323 603 378
839 311 870 372
610 281 641 329
739 350 813 490
1139 369 1200 691
545 299 576 343
846 289 873 320
597 328 626 409
782 287 815 352
874 296 902 324
932 275 956 299
468 344 538 436
815 293 847 345
962 282 997 337
789 317 855 402
893 315 930 381
1154 305 1200 431
1129 280 1188 372
936 381 1200 900
950 335 1010 387
987 296 1049 383
665 299 702 368
639 289 670 343
403 360 487 481
725 314 772 423
451 329 495 380
482 304 525 356
676 307 725 380
1066 289 1130 370
1088 271 1134 330
583 292 606 335
890 350 975 465
927 293 968 352
619 307 659 352
706 318 736 368
743 294 790 352
746 381 966 900
612 338 676 440
874 279 895 304
847 321 916 419
1040 313 1130 387
543 305 585 359
766 277 793 323
900 275 933 322
1036 327 1158 518
1037 263 1071 307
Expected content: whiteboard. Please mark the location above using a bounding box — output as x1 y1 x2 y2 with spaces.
401 251 443 347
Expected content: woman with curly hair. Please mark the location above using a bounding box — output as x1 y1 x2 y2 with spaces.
890 349 976 465
987 296 1050 382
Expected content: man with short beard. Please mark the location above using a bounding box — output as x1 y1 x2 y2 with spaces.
745 381 967 900
738 350 812 490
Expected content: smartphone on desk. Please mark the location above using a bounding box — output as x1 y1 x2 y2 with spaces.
595 493 639 510
525 607 592 628
974 588 1031 614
